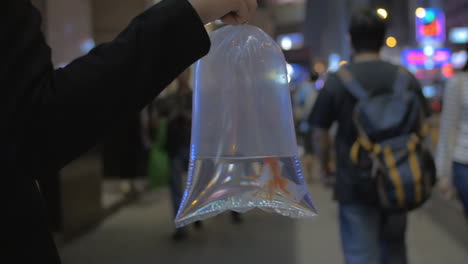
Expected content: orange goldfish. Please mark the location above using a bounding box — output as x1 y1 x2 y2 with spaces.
248 157 291 199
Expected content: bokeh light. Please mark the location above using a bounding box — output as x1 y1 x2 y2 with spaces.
377 8 388 19
314 62 325 73
416 7 426 18
280 37 293 51
386 36 397 48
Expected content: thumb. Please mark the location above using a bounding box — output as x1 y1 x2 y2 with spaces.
221 0 255 24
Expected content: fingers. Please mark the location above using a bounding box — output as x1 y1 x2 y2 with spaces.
221 12 238 25
221 0 257 25
245 0 258 16
236 0 250 22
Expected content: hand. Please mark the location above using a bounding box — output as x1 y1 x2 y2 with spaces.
437 177 456 199
189 0 257 25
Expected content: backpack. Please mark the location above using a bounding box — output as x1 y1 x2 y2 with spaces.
337 66 436 212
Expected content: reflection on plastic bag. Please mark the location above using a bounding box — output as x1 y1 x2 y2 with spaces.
175 25 317 227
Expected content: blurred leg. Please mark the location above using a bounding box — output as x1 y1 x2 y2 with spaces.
301 154 315 182
379 213 407 264
339 203 380 264
169 157 185 217
170 156 187 240
453 162 468 218
169 148 189 240
193 220 204 230
231 211 243 224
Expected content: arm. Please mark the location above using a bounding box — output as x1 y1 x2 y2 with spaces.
436 76 461 180
313 127 332 180
308 77 339 185
27 0 210 172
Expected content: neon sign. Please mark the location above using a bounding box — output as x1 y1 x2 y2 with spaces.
416 8 445 45
402 48 451 67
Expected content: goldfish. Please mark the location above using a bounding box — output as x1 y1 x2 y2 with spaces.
248 157 291 199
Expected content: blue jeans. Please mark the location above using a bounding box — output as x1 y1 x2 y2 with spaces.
453 162 468 216
339 204 407 264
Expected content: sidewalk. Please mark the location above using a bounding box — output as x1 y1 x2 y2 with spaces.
60 184 468 264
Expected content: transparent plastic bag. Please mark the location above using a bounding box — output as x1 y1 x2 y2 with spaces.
175 25 317 227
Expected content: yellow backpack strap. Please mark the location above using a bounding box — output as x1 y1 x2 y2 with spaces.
383 147 405 208
358 137 373 151
372 144 382 155
420 122 430 137
350 141 361 164
350 136 377 164
408 135 423 204
350 137 381 164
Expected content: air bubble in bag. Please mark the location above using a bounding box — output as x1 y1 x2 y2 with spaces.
175 25 317 227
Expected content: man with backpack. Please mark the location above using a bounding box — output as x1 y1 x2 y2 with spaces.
309 8 434 264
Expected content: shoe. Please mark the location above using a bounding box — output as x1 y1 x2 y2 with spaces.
231 212 243 224
193 221 203 230
172 229 188 241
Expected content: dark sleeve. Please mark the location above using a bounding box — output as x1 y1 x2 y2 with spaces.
408 73 431 117
308 75 339 129
29 0 210 172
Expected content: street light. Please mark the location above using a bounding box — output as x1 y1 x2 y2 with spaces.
415 7 426 18
377 8 388 19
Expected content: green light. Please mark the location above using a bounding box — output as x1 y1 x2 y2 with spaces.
424 10 436 23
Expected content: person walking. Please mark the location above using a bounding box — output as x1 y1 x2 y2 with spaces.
309 8 430 264
436 48 468 220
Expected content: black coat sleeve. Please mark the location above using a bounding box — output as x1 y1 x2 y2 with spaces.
26 0 210 172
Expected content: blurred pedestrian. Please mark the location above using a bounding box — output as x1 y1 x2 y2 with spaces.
309 8 430 264
1 0 257 262
294 70 320 125
142 98 171 189
436 47 468 220
165 69 243 240
295 71 319 181
164 69 195 240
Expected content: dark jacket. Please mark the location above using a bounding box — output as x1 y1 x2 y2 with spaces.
166 91 193 159
0 0 210 262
